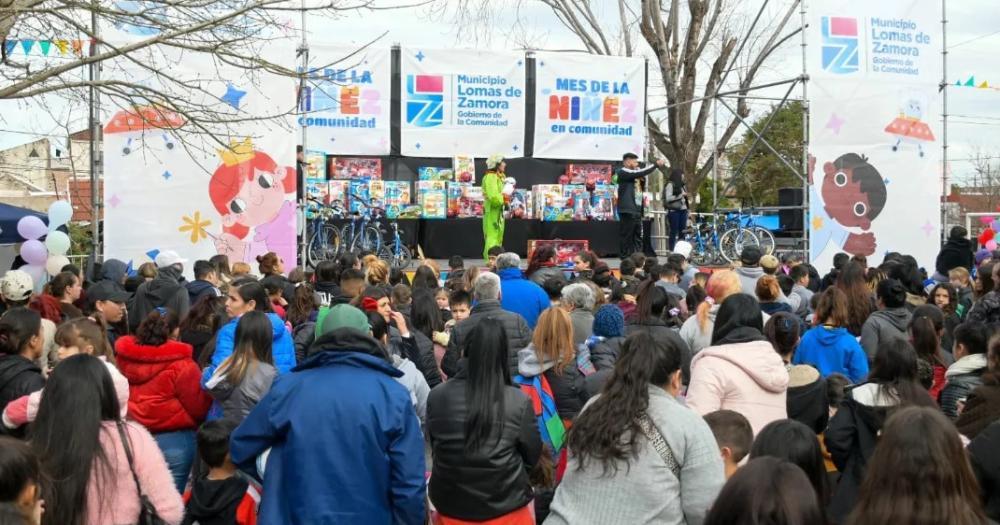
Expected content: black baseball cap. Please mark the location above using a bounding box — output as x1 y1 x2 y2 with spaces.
622 152 639 161
88 280 130 303
740 246 763 267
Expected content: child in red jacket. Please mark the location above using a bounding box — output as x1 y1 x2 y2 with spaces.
183 420 261 525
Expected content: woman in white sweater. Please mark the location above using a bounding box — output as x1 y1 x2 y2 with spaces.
545 331 724 525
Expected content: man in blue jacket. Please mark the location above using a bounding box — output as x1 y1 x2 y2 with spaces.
495 252 550 329
230 304 426 524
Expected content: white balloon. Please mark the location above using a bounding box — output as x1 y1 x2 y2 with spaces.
47 200 73 230
45 230 71 255
46 255 71 276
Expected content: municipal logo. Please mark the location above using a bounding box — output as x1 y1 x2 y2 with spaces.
821 16 859 74
406 75 444 127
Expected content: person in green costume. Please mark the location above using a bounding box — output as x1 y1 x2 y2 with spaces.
482 154 507 259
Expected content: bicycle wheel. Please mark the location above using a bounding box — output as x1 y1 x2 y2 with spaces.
719 228 760 263
307 224 341 268
688 237 716 267
753 227 776 255
378 245 412 270
357 226 383 253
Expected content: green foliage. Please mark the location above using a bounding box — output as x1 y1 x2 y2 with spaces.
67 222 93 257
725 101 805 206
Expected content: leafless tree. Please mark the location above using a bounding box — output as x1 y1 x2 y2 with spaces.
0 0 410 148
438 0 803 193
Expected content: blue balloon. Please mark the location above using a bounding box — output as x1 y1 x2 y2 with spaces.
47 200 73 230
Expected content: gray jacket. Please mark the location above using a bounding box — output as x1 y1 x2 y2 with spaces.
207 362 277 423
859 308 912 360
545 386 724 525
791 284 814 318
570 309 594 348
735 266 790 305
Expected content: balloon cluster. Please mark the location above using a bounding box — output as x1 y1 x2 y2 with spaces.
16 201 74 284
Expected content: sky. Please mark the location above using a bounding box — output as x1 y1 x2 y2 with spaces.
2 0 999 187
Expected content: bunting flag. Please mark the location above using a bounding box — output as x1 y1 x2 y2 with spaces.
953 76 1000 92
2 38 93 57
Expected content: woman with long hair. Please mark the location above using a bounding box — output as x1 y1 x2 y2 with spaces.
526 245 564 287
703 457 825 525
115 308 211 492
931 282 961 352
679 270 743 355
628 279 691 376
794 287 869 383
205 310 276 424
836 262 875 336
390 289 443 389
409 265 438 291
967 262 1000 324
46 271 83 320
31 354 183 525
756 275 793 316
0 308 45 437
427 318 541 524
179 295 227 365
365 259 390 289
749 419 830 508
765 313 828 433
202 278 296 391
285 282 318 328
663 168 688 251
847 406 987 525
687 294 789 435
955 330 1000 439
910 305 949 400
546 332 724 525
2 317 130 434
516 307 589 421
826 338 936 523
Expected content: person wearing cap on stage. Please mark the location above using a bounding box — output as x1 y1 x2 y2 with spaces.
128 250 190 331
482 154 508 260
615 153 665 258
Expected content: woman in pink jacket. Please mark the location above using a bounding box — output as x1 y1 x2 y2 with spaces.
30 354 183 525
686 294 789 435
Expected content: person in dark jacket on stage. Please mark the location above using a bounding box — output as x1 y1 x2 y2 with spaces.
825 339 935 523
442 272 531 378
614 153 664 258
427 318 541 524
231 304 426 525
935 226 975 279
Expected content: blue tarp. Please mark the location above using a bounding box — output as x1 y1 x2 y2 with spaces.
0 203 47 244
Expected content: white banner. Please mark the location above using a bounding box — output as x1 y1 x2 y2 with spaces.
807 1 941 270
300 45 391 155
103 46 298 272
400 48 526 157
532 52 646 161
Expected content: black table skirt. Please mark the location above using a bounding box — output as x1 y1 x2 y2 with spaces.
312 217 655 262
415 218 652 259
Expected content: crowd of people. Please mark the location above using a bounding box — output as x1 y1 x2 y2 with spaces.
0 225 999 524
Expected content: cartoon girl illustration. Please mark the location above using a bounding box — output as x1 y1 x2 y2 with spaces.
209 138 297 266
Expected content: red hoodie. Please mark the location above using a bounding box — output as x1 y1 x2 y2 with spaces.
115 336 211 432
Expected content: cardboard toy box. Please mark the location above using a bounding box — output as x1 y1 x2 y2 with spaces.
417 181 447 219
448 183 484 218
384 181 412 219
418 167 454 181
304 177 328 219
589 185 618 221
506 189 532 219
453 155 475 183
331 157 382 180
562 184 590 221
564 163 613 186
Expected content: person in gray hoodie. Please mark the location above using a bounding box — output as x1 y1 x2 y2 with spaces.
860 278 912 361
205 311 277 425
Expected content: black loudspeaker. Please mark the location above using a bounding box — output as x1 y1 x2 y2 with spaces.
778 187 804 231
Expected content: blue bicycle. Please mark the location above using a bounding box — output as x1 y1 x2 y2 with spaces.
340 194 383 255
377 220 412 270
306 197 345 268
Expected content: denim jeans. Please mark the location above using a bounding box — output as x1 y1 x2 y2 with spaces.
667 209 689 251
153 429 196 493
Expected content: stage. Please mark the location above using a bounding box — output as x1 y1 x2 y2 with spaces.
327 217 657 259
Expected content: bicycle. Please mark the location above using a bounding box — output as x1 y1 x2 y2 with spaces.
340 194 383 255
736 207 776 256
717 210 761 264
377 220 412 270
685 215 721 266
305 198 345 268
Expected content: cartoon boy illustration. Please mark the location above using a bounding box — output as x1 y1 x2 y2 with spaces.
209 138 297 266
809 152 887 259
